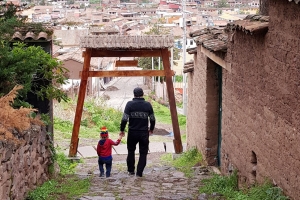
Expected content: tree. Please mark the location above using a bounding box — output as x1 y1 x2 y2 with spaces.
217 0 229 8
40 0 46 5
0 3 69 107
138 18 179 70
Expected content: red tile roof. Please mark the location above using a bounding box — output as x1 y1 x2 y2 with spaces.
12 31 51 41
226 15 269 35
189 27 228 52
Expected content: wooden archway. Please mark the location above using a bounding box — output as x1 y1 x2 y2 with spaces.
68 35 183 157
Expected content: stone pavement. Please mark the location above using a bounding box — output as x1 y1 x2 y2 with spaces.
74 142 222 200
75 153 222 200
71 76 222 199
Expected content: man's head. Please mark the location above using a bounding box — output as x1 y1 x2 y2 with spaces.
133 87 144 97
100 126 108 138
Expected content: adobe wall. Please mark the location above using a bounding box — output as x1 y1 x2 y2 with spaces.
0 125 52 200
186 47 220 165
221 1 300 199
54 29 89 47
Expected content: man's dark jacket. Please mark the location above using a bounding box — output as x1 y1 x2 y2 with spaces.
120 98 155 133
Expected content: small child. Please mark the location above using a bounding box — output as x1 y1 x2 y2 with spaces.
96 126 122 178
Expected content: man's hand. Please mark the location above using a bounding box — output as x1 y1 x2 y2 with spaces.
149 130 153 135
119 131 125 137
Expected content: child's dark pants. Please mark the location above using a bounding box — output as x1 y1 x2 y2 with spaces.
98 157 112 177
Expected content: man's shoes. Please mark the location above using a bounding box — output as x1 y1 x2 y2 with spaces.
99 173 104 177
136 173 142 177
128 171 135 176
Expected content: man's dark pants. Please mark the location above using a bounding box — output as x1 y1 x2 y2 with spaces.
127 131 149 177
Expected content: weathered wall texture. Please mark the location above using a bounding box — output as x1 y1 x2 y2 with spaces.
187 47 207 157
187 47 220 165
222 29 268 184
0 125 52 200
54 29 89 47
222 1 300 199
187 1 300 199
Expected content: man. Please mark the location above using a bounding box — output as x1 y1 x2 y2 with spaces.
119 87 155 177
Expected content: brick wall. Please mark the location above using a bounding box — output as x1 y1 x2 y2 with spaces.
187 1 300 199
187 47 220 165
187 47 207 157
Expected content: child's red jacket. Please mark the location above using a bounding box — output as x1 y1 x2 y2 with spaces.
97 138 121 158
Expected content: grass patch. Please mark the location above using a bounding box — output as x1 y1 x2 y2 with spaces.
26 149 90 200
199 171 289 200
55 152 80 175
54 96 186 145
160 147 202 177
150 100 186 128
180 133 186 143
26 176 91 200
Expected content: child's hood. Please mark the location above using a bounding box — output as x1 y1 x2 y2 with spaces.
99 139 106 146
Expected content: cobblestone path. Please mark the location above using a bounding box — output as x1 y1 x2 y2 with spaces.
75 153 221 200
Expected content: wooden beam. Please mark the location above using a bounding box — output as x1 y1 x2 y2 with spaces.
161 49 183 154
201 46 231 72
82 49 171 57
79 70 174 77
69 49 92 157
115 60 138 67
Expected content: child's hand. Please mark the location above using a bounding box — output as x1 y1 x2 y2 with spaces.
118 135 123 140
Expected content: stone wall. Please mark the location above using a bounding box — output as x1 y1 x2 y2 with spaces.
0 125 52 200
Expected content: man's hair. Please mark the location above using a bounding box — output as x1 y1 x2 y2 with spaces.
133 87 144 97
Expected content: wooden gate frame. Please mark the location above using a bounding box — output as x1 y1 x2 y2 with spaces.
69 36 183 157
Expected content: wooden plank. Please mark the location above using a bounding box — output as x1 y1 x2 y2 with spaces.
79 70 174 77
201 46 231 72
161 48 183 154
82 49 171 57
115 60 138 67
69 49 92 157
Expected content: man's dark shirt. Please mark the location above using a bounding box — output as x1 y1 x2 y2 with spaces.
120 97 155 133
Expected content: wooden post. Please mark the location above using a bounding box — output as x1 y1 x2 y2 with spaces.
69 49 92 157
161 48 183 154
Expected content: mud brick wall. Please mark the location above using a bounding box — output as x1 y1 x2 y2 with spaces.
187 47 207 158
187 47 220 165
0 125 52 200
221 1 300 199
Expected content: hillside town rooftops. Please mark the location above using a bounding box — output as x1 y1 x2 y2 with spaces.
89 25 119 34
80 35 174 49
226 15 269 35
56 48 115 68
